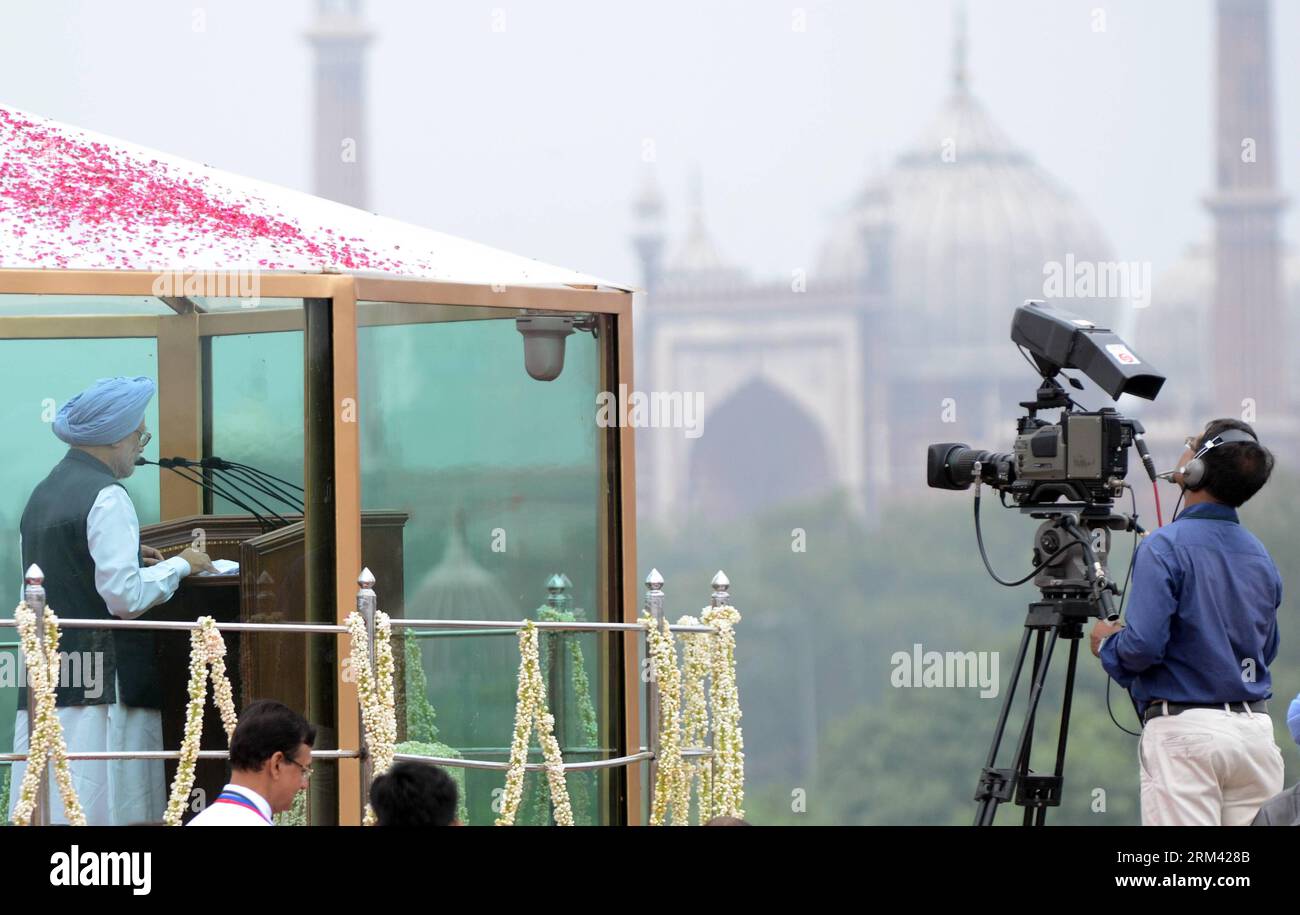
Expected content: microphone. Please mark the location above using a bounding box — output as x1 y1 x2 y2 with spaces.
138 455 306 525
136 457 277 530
201 457 304 493
200 457 304 513
1132 434 1158 483
135 456 185 467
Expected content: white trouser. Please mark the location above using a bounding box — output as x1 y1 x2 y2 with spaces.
9 676 165 826
1139 704 1284 826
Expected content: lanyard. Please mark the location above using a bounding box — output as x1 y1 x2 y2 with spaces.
213 789 272 824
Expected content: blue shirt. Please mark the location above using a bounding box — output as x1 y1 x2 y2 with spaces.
1100 502 1282 713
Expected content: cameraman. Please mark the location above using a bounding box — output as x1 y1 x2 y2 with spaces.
1090 418 1283 826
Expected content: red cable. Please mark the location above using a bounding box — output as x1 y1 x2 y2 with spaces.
1152 480 1164 528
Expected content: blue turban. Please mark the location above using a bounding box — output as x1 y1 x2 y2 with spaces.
53 376 156 446
1289 694 1300 747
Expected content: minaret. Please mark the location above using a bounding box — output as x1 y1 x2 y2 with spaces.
679 169 711 271
1205 0 1288 424
952 1 969 96
306 0 373 209
630 168 667 293
630 169 665 523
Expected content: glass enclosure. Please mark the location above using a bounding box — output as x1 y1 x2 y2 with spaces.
0 279 634 825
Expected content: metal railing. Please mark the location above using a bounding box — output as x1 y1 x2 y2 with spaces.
2 564 734 825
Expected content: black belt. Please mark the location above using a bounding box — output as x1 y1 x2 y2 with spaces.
1142 699 1268 723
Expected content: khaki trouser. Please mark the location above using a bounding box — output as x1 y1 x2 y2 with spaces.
1139 704 1284 826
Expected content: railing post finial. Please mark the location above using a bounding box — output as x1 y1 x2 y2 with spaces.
710 570 730 608
644 568 665 623
23 563 45 613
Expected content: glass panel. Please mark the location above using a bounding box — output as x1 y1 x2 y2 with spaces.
208 331 305 518
395 627 620 825
0 337 160 823
358 303 619 823
204 308 341 822
0 294 172 316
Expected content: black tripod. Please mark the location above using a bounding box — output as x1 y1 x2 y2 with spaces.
973 512 1120 826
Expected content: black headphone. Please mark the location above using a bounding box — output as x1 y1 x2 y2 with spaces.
1181 429 1260 491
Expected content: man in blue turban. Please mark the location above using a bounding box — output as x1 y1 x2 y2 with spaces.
54 376 159 453
10 376 214 825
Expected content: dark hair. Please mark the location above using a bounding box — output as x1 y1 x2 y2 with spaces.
228 700 316 772
370 762 459 826
1195 418 1274 507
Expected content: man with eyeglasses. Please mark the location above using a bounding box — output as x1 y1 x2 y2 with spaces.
1089 418 1283 825
10 376 215 825
188 700 315 826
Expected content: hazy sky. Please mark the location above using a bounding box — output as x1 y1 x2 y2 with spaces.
1 0 1296 289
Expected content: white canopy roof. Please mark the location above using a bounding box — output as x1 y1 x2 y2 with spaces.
0 103 627 290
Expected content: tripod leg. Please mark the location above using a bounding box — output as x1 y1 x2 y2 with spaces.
1005 628 1059 824
973 595 1091 827
973 626 1032 826
1019 630 1046 827
1035 635 1082 826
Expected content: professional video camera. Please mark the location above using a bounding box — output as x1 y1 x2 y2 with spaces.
924 300 1167 827
927 300 1165 507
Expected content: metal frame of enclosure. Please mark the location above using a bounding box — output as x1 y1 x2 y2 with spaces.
0 269 641 825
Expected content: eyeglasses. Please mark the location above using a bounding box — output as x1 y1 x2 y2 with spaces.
1184 435 1199 452
283 757 313 781
134 430 152 449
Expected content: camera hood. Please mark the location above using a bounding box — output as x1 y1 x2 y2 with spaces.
1010 300 1165 401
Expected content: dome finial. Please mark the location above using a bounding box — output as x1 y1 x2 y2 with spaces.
663 163 745 284
952 1 969 94
688 165 705 226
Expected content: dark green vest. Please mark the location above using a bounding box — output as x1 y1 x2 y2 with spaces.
19 449 160 708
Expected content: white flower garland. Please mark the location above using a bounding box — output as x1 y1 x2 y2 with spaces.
496 620 574 826
702 604 744 818
347 610 397 826
535 607 600 751
11 602 85 826
677 616 712 824
526 606 599 825
164 616 238 826
643 614 689 825
643 607 745 825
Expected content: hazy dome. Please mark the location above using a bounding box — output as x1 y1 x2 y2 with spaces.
819 70 1116 350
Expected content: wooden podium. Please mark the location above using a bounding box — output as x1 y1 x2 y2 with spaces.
140 511 407 812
